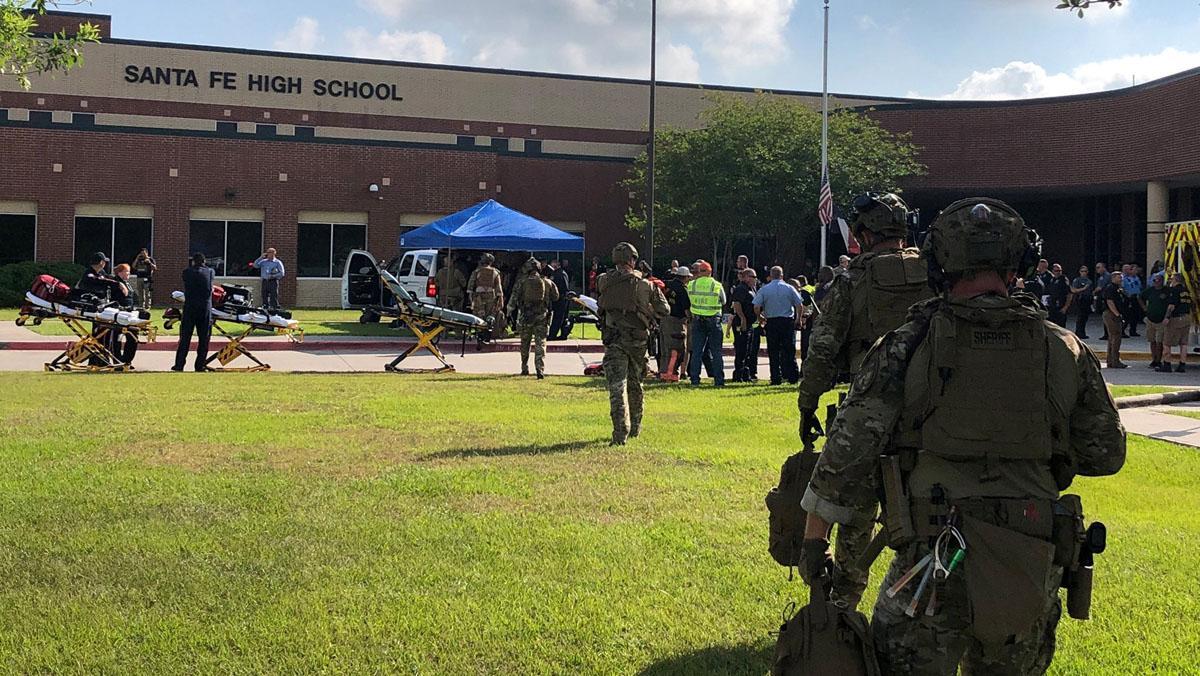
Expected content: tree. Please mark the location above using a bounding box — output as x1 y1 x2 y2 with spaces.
624 94 924 271
1055 0 1123 18
1 0 99 89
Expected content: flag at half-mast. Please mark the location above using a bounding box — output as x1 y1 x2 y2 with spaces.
818 173 834 226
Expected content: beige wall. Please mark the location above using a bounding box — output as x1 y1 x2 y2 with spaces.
7 41 895 131
296 278 342 307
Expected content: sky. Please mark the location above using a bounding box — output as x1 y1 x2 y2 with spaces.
76 0 1200 100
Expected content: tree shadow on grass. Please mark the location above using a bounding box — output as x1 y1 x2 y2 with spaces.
638 641 774 676
418 439 602 460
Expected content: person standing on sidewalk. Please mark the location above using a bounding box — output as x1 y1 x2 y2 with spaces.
1141 272 1171 370
547 259 572 340
658 266 691 381
253 248 285 310
173 253 214 372
1070 264 1093 338
686 260 726 387
753 266 804 385
729 267 761 382
1101 270 1128 368
1163 272 1193 373
1045 262 1071 327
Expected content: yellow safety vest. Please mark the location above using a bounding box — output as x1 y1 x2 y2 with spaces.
687 276 723 317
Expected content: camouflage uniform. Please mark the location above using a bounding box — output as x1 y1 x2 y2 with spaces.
797 194 933 607
801 199 1126 675
468 260 505 327
597 243 670 445
508 263 559 377
434 261 467 311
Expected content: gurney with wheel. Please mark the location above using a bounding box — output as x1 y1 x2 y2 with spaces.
163 284 303 372
368 270 492 373
15 274 156 372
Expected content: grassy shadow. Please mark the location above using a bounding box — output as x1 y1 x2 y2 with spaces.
638 641 774 676
419 439 600 460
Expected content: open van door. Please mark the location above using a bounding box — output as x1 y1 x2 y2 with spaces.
342 249 384 310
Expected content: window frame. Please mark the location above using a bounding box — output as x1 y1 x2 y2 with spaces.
296 222 367 278
0 212 37 263
72 214 154 272
187 219 264 278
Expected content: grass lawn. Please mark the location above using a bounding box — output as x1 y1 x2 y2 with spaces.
1108 385 1186 399
0 373 1195 673
5 307 602 341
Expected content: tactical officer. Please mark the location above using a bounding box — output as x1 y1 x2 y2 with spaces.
596 242 669 445
799 199 1126 674
434 254 467 312
797 192 933 607
507 257 559 378
468 253 505 338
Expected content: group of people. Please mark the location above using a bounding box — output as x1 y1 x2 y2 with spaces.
434 253 575 345
585 192 1125 674
1019 259 1195 372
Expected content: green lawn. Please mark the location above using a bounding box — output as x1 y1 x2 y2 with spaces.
0 374 1194 673
1108 385 1186 399
6 307 602 340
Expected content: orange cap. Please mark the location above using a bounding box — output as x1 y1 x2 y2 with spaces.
694 260 713 274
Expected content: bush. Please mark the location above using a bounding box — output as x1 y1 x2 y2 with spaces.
0 261 86 306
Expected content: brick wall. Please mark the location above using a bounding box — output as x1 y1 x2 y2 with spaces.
0 126 633 306
30 11 111 38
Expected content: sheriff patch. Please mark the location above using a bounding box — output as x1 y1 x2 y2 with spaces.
970 328 1013 348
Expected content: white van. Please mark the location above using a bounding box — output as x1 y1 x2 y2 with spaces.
342 248 441 311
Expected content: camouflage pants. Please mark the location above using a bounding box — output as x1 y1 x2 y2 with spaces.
472 292 500 321
519 310 550 374
872 545 1061 675
603 336 648 443
832 516 875 608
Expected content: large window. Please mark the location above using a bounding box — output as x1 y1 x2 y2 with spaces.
0 214 36 264
297 223 366 277
74 216 153 269
189 220 263 276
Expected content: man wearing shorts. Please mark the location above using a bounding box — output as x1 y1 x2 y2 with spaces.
1163 272 1193 373
1141 272 1170 370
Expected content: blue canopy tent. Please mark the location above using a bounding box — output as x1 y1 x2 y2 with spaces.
399 200 584 252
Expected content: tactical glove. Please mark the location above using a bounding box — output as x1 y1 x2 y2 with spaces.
799 407 824 446
799 537 832 587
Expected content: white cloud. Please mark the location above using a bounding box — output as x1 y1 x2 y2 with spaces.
344 28 449 64
563 0 617 26
274 16 323 53
359 0 409 20
934 47 1200 100
856 14 879 31
472 37 527 67
659 43 700 83
661 0 795 67
351 0 802 83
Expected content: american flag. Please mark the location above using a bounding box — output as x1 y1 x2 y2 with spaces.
818 176 834 226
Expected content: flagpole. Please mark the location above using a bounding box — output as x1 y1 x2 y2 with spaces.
647 0 657 269
819 0 830 268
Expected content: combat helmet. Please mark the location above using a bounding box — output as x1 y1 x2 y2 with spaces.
522 257 540 273
923 198 1041 288
851 192 910 239
612 242 639 265
480 253 495 265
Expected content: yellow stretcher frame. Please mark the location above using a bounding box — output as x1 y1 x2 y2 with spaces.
162 316 304 372
1163 220 1200 328
384 315 454 373
15 311 157 373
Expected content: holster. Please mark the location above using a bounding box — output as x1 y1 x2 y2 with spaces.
879 455 916 549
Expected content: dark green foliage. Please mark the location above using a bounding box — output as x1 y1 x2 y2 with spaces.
0 260 84 305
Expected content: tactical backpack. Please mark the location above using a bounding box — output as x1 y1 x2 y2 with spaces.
765 447 821 568
846 248 930 372
772 582 880 676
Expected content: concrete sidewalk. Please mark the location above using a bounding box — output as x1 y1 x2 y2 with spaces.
1119 403 1200 448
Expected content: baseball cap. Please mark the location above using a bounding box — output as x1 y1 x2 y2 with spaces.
88 251 110 266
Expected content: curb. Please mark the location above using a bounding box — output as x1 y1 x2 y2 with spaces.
1114 389 1200 410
